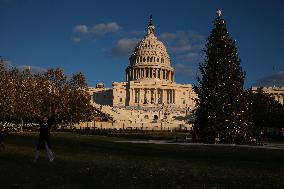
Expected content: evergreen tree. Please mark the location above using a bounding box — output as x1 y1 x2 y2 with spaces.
249 89 284 133
194 10 252 144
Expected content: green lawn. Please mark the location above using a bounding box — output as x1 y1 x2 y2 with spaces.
0 132 284 189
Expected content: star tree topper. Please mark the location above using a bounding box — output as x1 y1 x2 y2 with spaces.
216 9 222 17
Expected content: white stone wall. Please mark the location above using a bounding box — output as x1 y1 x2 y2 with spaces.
251 86 284 105
112 82 127 107
89 87 113 106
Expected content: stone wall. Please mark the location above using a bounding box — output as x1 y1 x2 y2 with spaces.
251 86 284 105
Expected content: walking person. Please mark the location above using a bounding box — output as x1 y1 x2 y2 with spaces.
33 111 56 162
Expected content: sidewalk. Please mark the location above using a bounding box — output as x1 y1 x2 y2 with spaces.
115 140 284 150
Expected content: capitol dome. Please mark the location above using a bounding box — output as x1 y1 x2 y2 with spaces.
125 16 174 82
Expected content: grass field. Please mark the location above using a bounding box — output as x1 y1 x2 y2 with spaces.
0 132 284 189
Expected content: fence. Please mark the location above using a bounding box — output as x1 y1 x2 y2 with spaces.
74 121 192 132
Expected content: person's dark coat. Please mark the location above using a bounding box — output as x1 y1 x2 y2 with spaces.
36 116 55 150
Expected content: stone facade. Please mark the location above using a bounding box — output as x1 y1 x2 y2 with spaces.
89 17 197 124
251 86 284 105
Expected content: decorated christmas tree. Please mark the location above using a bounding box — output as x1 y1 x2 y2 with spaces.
194 10 252 144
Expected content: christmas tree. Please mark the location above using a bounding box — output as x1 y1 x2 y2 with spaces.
194 10 252 144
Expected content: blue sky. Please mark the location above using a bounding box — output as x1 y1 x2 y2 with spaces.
1 0 284 88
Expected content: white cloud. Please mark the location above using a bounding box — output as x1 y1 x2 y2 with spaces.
159 33 177 41
71 37 82 43
180 52 200 62
158 31 205 63
72 22 121 42
111 38 140 56
74 25 88 34
254 71 284 87
92 22 120 35
174 63 196 77
17 65 47 74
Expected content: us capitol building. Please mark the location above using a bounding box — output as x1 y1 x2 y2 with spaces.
88 17 197 124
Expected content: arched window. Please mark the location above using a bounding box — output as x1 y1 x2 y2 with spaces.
147 57 150 62
157 58 159 62
150 57 153 62
143 57 146 62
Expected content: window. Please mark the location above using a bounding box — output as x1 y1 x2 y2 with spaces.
120 98 122 102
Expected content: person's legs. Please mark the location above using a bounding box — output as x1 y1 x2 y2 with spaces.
0 141 5 150
45 139 54 162
34 150 40 162
34 138 43 162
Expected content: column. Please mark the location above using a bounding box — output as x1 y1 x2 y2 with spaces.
146 89 149 104
138 88 141 105
136 69 138 80
155 89 158 104
129 88 133 103
155 68 157 78
163 89 167 104
134 68 137 80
